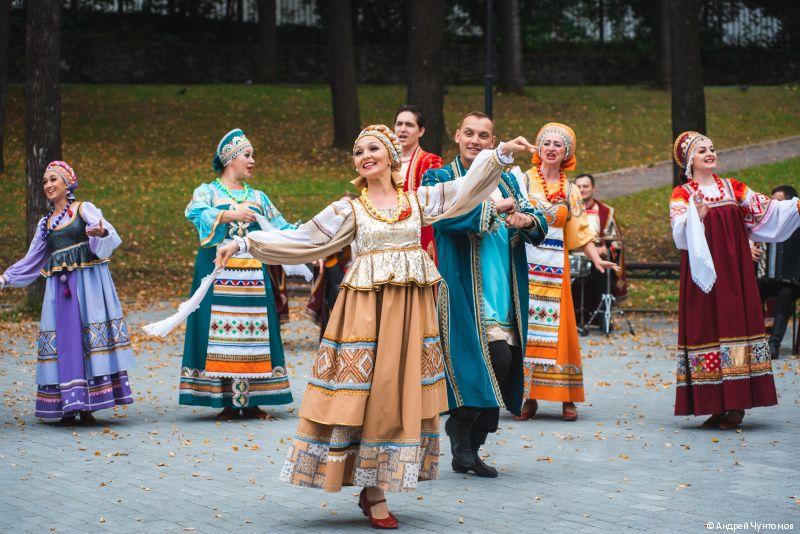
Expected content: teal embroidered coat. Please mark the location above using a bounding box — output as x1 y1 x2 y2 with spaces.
422 157 547 414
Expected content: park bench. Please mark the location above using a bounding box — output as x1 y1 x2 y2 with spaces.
625 261 680 280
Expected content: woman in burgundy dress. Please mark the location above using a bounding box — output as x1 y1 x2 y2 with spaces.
669 131 800 429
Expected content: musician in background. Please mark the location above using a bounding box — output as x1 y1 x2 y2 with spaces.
754 184 800 359
572 174 627 325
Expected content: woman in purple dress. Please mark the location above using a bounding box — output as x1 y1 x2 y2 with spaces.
0 161 135 424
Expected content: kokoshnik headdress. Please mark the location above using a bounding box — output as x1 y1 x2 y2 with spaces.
673 131 711 180
213 128 253 172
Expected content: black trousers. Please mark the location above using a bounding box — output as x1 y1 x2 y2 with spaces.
449 340 522 445
759 281 799 355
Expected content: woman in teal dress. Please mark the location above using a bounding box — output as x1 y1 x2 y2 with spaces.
180 128 293 419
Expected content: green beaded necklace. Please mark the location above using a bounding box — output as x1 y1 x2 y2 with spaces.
214 177 251 204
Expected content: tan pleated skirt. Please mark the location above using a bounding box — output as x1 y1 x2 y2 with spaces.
279 284 448 493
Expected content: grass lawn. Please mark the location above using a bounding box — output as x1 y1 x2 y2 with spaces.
0 84 798 310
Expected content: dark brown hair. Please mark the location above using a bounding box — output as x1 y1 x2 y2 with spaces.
395 105 426 129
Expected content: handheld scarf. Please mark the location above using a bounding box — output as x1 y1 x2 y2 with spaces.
143 216 312 337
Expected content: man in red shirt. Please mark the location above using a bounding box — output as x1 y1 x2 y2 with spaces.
394 105 444 260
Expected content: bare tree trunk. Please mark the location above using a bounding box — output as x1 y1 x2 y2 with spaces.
407 0 445 154
656 0 671 88
327 0 360 150
255 0 277 83
237 0 244 23
497 0 525 95
669 0 706 186
25 0 62 309
117 0 124 14
0 0 10 173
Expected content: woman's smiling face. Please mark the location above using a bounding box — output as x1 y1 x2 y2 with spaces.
42 171 68 202
353 136 391 180
691 138 717 174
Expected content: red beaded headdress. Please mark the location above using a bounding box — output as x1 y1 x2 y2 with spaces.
673 131 711 179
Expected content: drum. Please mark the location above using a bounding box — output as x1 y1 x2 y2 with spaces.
569 253 592 280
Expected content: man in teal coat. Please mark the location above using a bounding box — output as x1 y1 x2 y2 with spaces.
422 111 548 477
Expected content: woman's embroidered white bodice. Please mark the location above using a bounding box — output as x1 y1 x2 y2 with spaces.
342 195 441 290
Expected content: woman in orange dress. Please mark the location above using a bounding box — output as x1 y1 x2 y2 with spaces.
514 123 617 421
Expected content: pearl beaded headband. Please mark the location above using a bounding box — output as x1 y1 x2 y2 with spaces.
354 125 402 171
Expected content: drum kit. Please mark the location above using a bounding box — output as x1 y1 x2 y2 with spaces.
571 237 634 336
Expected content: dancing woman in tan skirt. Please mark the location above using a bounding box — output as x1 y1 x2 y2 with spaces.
215 124 533 529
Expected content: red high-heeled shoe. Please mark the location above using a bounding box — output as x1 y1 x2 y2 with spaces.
358 488 398 529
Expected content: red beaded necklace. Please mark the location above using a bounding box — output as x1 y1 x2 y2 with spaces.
688 174 726 202
536 166 567 203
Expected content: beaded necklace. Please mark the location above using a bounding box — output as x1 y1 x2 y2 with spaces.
214 177 251 204
688 174 726 203
41 198 75 240
536 166 567 203
359 186 411 224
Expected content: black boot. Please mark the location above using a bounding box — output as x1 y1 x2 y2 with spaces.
445 412 477 470
469 430 498 478
768 340 780 360
768 312 787 359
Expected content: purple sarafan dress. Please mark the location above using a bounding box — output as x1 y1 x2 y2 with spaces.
0 201 135 419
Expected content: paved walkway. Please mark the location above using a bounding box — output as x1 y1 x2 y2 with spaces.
598 135 800 199
0 302 798 533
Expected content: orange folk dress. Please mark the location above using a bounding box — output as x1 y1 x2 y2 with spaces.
518 169 595 402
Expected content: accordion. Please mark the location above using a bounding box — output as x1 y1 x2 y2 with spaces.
759 228 800 288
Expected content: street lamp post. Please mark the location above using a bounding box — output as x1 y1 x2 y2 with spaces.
484 0 494 118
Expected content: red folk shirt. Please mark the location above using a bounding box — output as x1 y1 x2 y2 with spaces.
401 146 444 262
